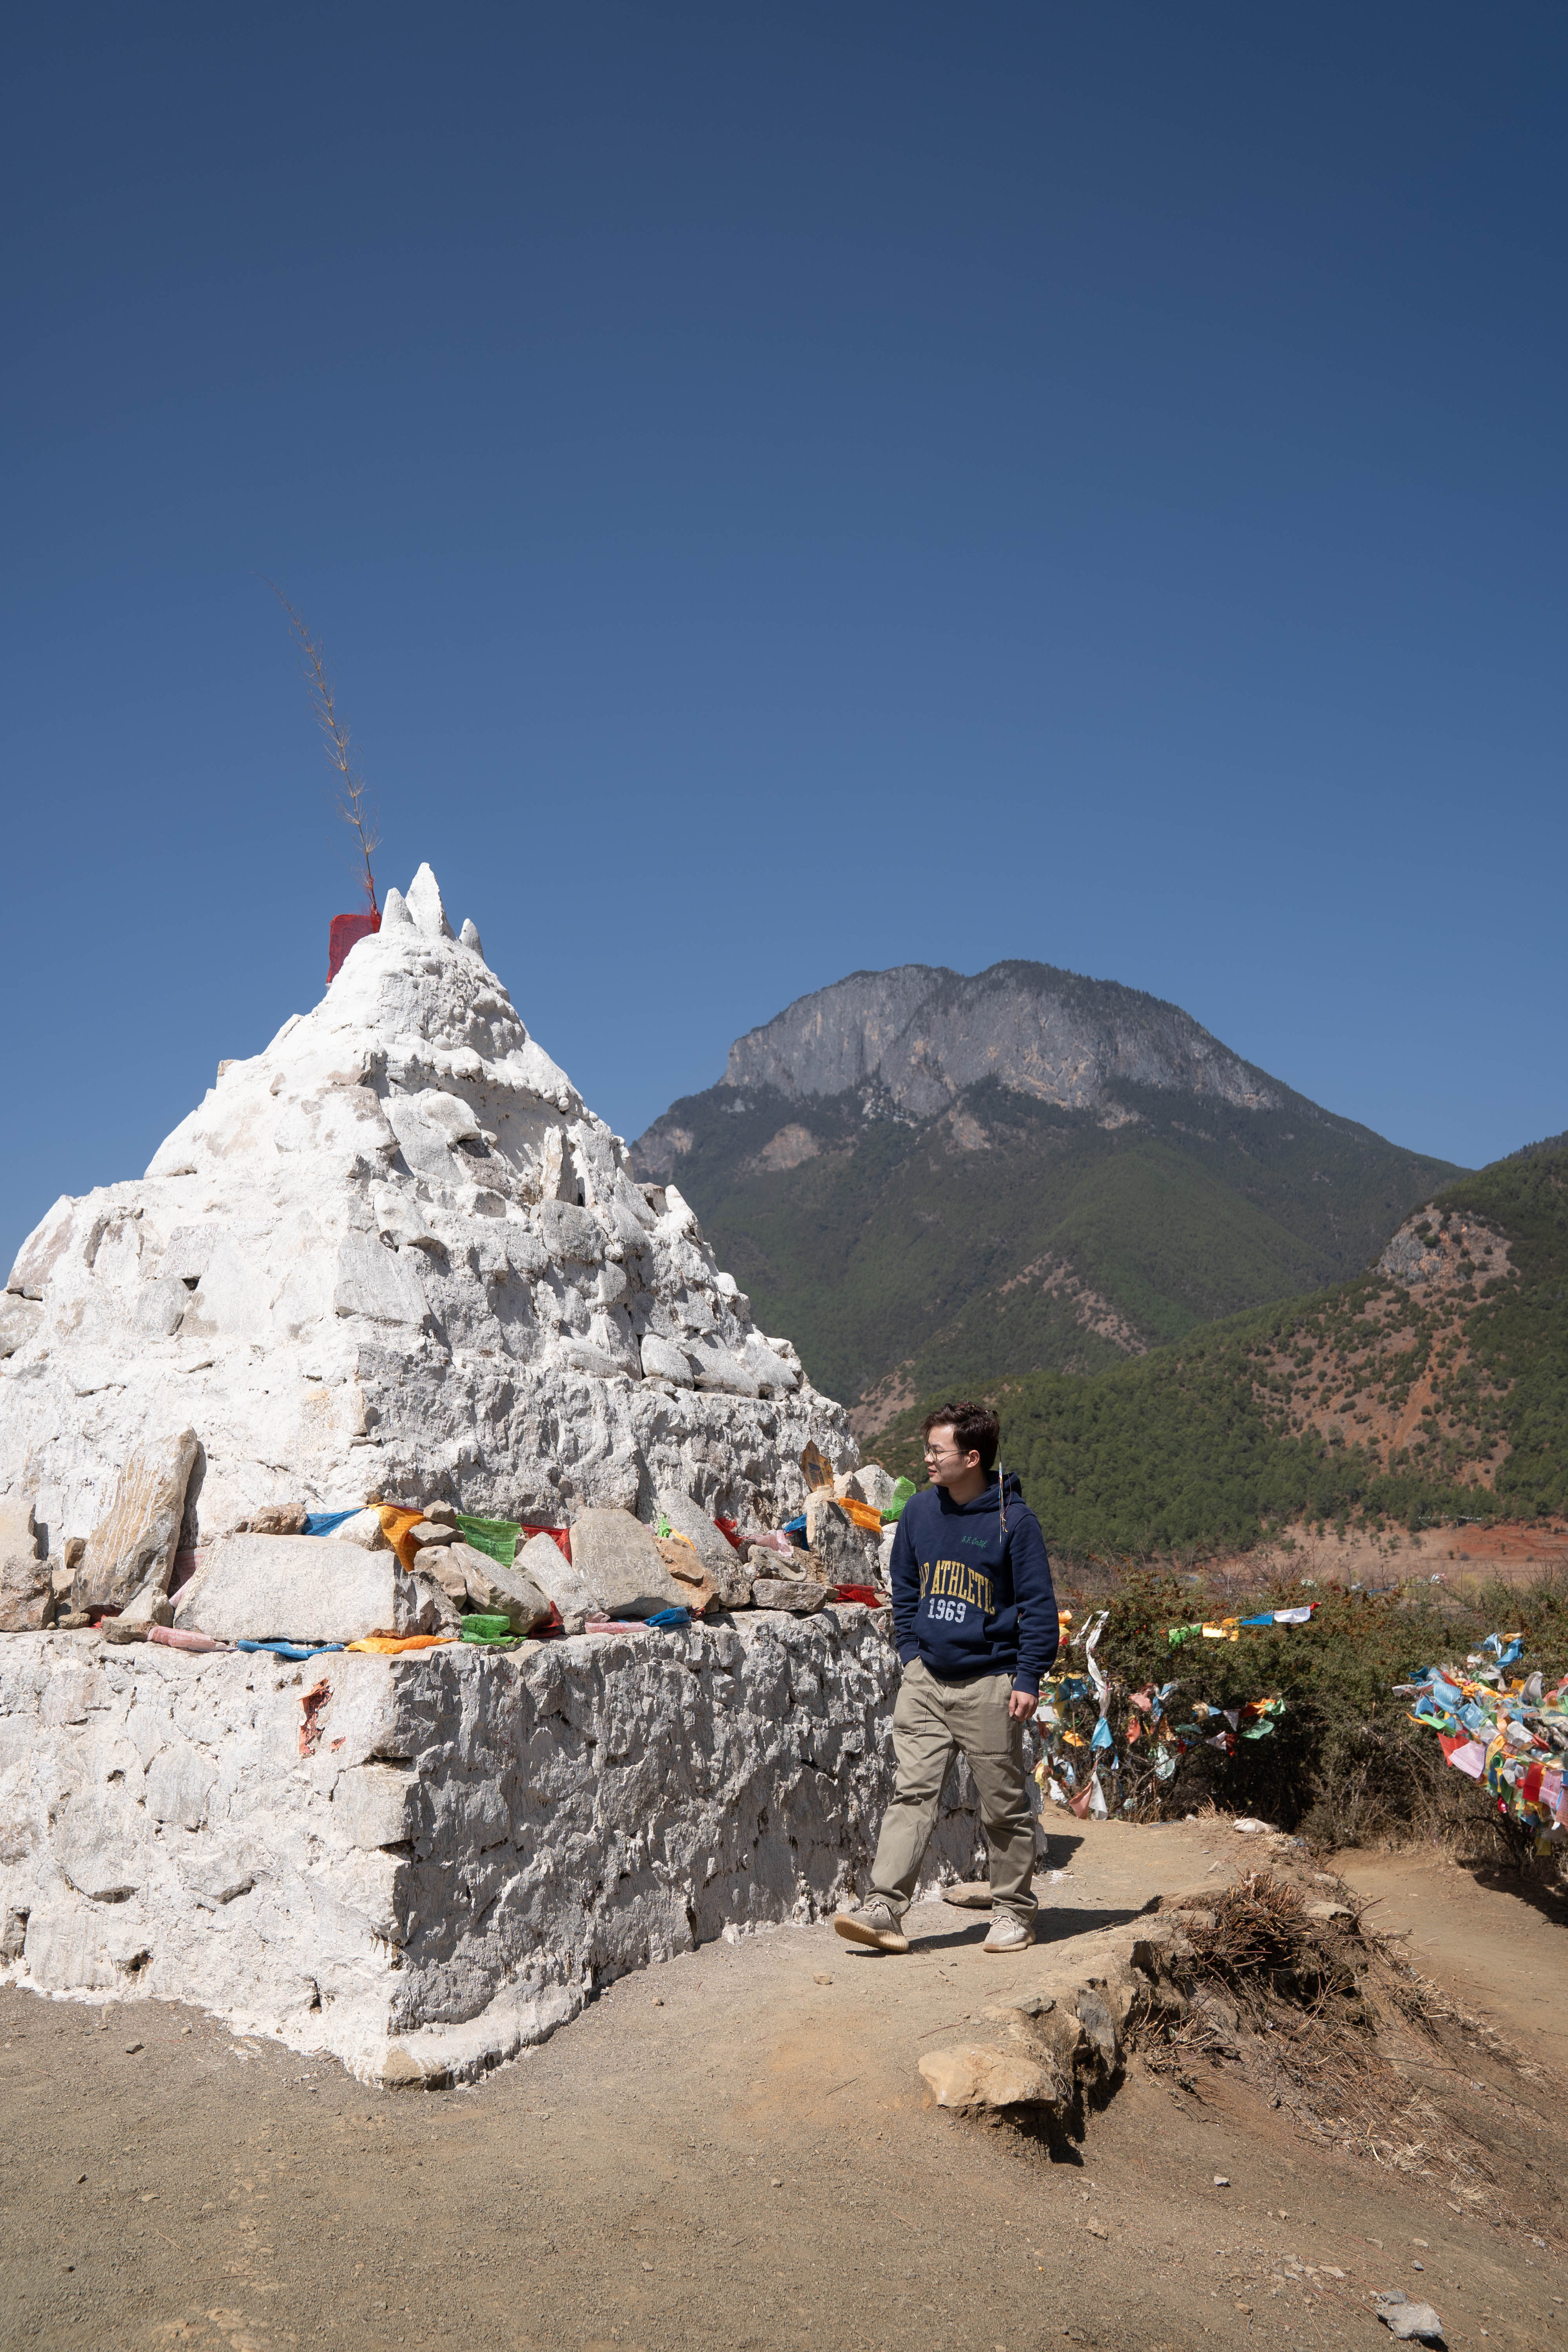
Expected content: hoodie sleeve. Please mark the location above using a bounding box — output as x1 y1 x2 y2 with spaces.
1009 1505 1059 1694
889 1504 922 1666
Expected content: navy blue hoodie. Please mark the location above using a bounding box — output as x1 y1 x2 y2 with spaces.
889 1472 1058 1694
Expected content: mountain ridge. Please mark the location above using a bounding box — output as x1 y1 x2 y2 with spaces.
713 958 1283 1122
632 961 1462 1414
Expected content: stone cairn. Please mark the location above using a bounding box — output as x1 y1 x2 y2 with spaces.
0 864 894 1640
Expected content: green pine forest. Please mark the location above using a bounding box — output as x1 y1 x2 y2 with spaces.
866 1141 1568 1558
641 1073 1457 1412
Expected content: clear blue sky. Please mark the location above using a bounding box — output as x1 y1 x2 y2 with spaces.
5 2 1564 1271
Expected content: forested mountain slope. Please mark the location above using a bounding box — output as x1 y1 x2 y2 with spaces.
867 1139 1568 1557
632 962 1459 1421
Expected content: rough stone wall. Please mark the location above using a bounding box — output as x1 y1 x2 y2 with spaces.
0 1612 982 2085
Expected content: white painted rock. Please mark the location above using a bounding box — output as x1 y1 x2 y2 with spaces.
0 1501 48 1632
841 1463 901 1513
73 1429 200 1612
174 1533 435 1643
640 1335 694 1386
568 1508 686 1619
654 1490 751 1604
653 1488 733 1573
0 862 853 1559
0 1296 40 1362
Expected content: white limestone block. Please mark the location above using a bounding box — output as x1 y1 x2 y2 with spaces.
568 1508 686 1618
0 1500 48 1631
640 1335 695 1386
174 1533 435 1642
74 1428 199 1612
514 1530 597 1626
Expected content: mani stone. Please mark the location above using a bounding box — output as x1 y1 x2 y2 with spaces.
173 1533 436 1644
656 1490 751 1605
568 1509 687 1620
74 1428 200 1612
444 1540 554 1634
804 1496 869 1586
0 1501 50 1632
751 1578 828 1615
513 1530 599 1628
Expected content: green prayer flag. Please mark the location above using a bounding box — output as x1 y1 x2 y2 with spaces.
455 1514 522 1568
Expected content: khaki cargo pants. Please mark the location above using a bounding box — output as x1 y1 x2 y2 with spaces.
868 1657 1038 1928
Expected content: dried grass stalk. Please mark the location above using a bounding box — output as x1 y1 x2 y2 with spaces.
269 584 380 913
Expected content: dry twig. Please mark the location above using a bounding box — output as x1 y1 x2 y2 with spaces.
268 584 380 913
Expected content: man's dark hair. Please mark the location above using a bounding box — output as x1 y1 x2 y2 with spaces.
921 1399 1000 1472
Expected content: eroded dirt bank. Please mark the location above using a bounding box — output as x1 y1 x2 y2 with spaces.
1 1819 1560 2352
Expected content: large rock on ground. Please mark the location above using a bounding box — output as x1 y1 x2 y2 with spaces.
0 1502 49 1632
919 2037 1067 2111
174 1533 436 1643
74 1428 199 1612
568 1509 686 1619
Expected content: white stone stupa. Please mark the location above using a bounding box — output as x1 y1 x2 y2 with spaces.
0 863 851 1569
0 871 994 2087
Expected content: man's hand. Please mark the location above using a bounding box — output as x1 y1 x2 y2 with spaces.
1008 1689 1038 1722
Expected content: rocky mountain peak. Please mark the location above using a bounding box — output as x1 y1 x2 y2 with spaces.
720 960 1280 1122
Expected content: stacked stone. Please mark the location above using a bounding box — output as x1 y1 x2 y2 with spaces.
0 864 856 1630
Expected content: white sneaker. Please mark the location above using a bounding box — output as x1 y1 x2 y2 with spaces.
982 1913 1033 1953
833 1900 910 1955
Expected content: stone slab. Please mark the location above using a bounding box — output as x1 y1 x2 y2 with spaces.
0 1611 984 2086
513 1530 599 1628
74 1428 199 1611
0 1502 49 1633
173 1532 435 1643
445 1541 554 1633
568 1508 686 1619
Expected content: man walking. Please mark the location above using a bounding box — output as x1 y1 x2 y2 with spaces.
836 1400 1058 1955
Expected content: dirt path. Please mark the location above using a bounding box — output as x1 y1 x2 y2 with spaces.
1335 1844 1568 2073
2 1822 1560 2352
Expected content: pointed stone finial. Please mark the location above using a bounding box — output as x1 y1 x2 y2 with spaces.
380 886 415 930
405 864 454 940
459 918 484 959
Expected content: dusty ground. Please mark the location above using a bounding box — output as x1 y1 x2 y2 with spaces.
2 1821 1561 2352
1198 1521 1568 1597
